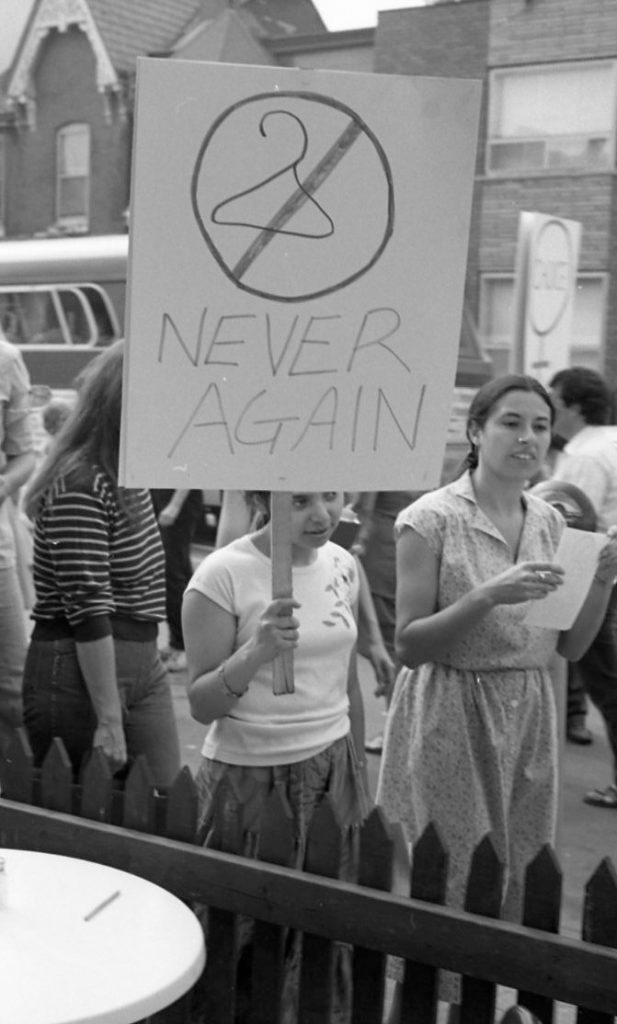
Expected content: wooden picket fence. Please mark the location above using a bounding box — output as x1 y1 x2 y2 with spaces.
2 728 617 1024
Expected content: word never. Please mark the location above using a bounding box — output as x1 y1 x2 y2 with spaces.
157 306 411 376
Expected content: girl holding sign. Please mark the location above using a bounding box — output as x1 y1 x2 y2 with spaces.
183 490 370 1020
376 374 617 1016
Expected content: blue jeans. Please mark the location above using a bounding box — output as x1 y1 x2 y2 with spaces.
0 566 27 757
22 635 181 788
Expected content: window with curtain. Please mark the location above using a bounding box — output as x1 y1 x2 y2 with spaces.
487 61 617 175
56 123 90 229
479 274 606 373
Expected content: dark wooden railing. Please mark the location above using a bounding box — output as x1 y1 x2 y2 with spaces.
1 729 617 1024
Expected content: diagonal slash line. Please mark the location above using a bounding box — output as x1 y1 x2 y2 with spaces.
232 117 363 281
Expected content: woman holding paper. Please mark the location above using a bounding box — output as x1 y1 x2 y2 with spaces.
376 374 617 1016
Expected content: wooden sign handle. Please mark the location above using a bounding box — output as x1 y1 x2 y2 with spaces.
270 492 295 694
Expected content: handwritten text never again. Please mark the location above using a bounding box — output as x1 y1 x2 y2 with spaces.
160 305 427 460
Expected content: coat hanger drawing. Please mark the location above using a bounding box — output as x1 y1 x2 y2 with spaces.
210 110 335 239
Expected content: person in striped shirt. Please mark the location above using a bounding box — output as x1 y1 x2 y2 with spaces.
22 340 181 787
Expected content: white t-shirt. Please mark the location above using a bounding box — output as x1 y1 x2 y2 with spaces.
186 535 359 766
553 426 617 532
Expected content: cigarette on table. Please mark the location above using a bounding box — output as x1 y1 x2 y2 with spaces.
84 890 121 921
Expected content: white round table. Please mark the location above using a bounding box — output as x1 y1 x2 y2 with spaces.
0 848 206 1024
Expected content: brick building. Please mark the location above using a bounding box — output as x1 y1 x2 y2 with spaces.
272 0 617 385
481 0 617 384
1 0 615 384
0 0 323 238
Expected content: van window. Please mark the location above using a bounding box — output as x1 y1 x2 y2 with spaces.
79 286 117 341
0 284 118 347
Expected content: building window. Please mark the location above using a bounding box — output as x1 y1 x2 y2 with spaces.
487 62 617 175
479 273 606 373
56 123 90 231
0 135 5 236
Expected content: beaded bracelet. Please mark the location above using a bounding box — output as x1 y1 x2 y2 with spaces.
593 572 617 587
217 661 244 700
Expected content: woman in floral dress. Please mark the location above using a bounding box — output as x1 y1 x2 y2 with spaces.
376 374 617 1017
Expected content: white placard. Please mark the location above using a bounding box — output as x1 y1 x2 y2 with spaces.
120 59 481 491
526 527 606 630
511 212 581 386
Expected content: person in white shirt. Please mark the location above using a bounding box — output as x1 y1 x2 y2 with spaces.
0 337 35 756
549 366 617 807
182 490 371 1022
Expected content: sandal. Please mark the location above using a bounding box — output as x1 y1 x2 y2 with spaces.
583 784 617 808
365 733 384 755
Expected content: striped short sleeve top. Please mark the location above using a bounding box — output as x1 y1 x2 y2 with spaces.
31 466 166 639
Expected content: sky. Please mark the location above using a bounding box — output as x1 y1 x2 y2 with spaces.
0 0 34 72
0 1 427 72
313 0 427 30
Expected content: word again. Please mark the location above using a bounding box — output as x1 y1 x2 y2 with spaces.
167 381 427 459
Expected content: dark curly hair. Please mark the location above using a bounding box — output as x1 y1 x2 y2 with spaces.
242 491 271 528
549 366 613 426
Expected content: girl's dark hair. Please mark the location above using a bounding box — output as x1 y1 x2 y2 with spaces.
25 339 126 518
461 374 554 473
242 491 271 528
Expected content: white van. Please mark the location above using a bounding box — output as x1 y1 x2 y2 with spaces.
0 234 127 392
0 233 222 533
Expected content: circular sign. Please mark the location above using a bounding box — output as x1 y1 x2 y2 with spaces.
190 91 394 303
528 219 575 338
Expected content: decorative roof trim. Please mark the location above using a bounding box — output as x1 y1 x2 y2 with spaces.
7 0 120 105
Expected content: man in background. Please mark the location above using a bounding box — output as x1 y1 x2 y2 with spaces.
548 367 617 807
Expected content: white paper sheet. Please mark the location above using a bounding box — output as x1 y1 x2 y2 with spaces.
525 527 607 630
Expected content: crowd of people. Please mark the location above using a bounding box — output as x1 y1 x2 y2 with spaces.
3 329 617 1021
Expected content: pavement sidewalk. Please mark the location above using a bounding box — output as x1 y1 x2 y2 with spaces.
556 700 617 939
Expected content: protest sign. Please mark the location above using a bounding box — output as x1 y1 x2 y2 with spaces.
119 59 481 492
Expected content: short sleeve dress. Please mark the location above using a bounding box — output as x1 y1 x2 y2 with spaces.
376 471 564 924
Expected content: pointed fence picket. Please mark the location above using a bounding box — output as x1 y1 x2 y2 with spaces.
2 728 617 1024
520 846 562 1024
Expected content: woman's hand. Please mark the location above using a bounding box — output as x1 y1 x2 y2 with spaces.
93 720 127 774
481 561 564 607
365 640 395 698
157 503 179 528
253 597 300 663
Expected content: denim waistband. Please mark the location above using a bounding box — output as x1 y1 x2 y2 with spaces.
31 615 158 643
